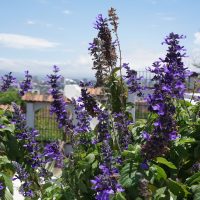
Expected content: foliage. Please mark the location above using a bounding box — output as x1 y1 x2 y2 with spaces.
0 89 23 106
0 7 200 200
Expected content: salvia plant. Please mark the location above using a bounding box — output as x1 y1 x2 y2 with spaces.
0 7 200 200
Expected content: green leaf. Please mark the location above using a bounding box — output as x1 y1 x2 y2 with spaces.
177 138 196 145
191 185 200 200
185 172 200 186
85 153 95 164
0 173 13 194
0 156 11 165
114 192 126 200
152 164 167 180
1 124 15 133
111 67 121 75
120 163 138 188
4 188 13 200
153 187 167 199
167 178 190 198
78 181 88 193
156 157 177 169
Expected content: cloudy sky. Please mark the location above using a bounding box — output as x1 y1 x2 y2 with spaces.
0 0 200 78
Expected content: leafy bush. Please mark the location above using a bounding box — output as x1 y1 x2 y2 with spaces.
0 7 200 200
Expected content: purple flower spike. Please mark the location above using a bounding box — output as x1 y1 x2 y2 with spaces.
47 66 73 134
0 182 4 191
142 33 188 162
123 63 143 96
0 72 16 92
19 70 32 96
42 142 63 167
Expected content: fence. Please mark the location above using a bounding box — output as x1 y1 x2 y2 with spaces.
135 101 149 120
34 106 63 141
137 71 198 91
33 71 199 140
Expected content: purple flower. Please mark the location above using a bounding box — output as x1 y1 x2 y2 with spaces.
96 109 110 143
72 98 92 146
89 13 117 86
0 182 4 191
123 63 143 96
12 103 42 169
91 165 124 200
42 142 63 167
47 66 73 134
192 163 200 173
113 112 132 150
94 14 105 30
140 161 149 170
19 70 32 96
19 182 34 198
0 72 16 92
91 110 124 199
13 162 34 198
141 33 188 162
79 81 99 117
142 131 150 141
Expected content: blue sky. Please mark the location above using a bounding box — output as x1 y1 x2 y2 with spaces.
0 0 200 78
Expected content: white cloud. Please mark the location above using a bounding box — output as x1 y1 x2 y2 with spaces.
58 27 65 31
0 56 94 78
194 32 200 45
0 33 59 49
45 23 53 28
77 55 91 65
26 20 36 25
124 48 163 71
156 13 175 21
162 16 175 21
63 10 71 15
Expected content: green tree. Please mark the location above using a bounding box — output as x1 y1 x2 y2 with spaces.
0 89 22 105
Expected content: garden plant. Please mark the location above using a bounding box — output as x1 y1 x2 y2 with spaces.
0 7 200 200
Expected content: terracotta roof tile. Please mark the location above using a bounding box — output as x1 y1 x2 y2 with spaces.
0 104 14 111
22 93 70 103
87 87 103 96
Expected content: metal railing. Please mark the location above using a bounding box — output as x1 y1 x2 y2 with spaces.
34 106 63 141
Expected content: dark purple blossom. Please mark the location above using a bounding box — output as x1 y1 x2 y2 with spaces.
96 109 110 143
138 178 152 199
113 112 132 150
91 165 124 200
42 142 63 168
140 160 149 170
0 72 16 92
79 81 99 117
19 70 32 96
94 14 105 30
0 182 4 191
19 182 34 198
142 131 150 141
47 66 73 134
0 125 6 129
123 63 143 96
73 98 92 135
89 13 117 86
91 109 124 198
192 163 200 173
141 33 188 161
72 98 92 145
12 103 42 168
13 162 34 198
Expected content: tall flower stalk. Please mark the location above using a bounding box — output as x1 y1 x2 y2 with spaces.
89 13 117 86
0 72 16 92
47 66 73 141
19 70 32 96
141 33 189 163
